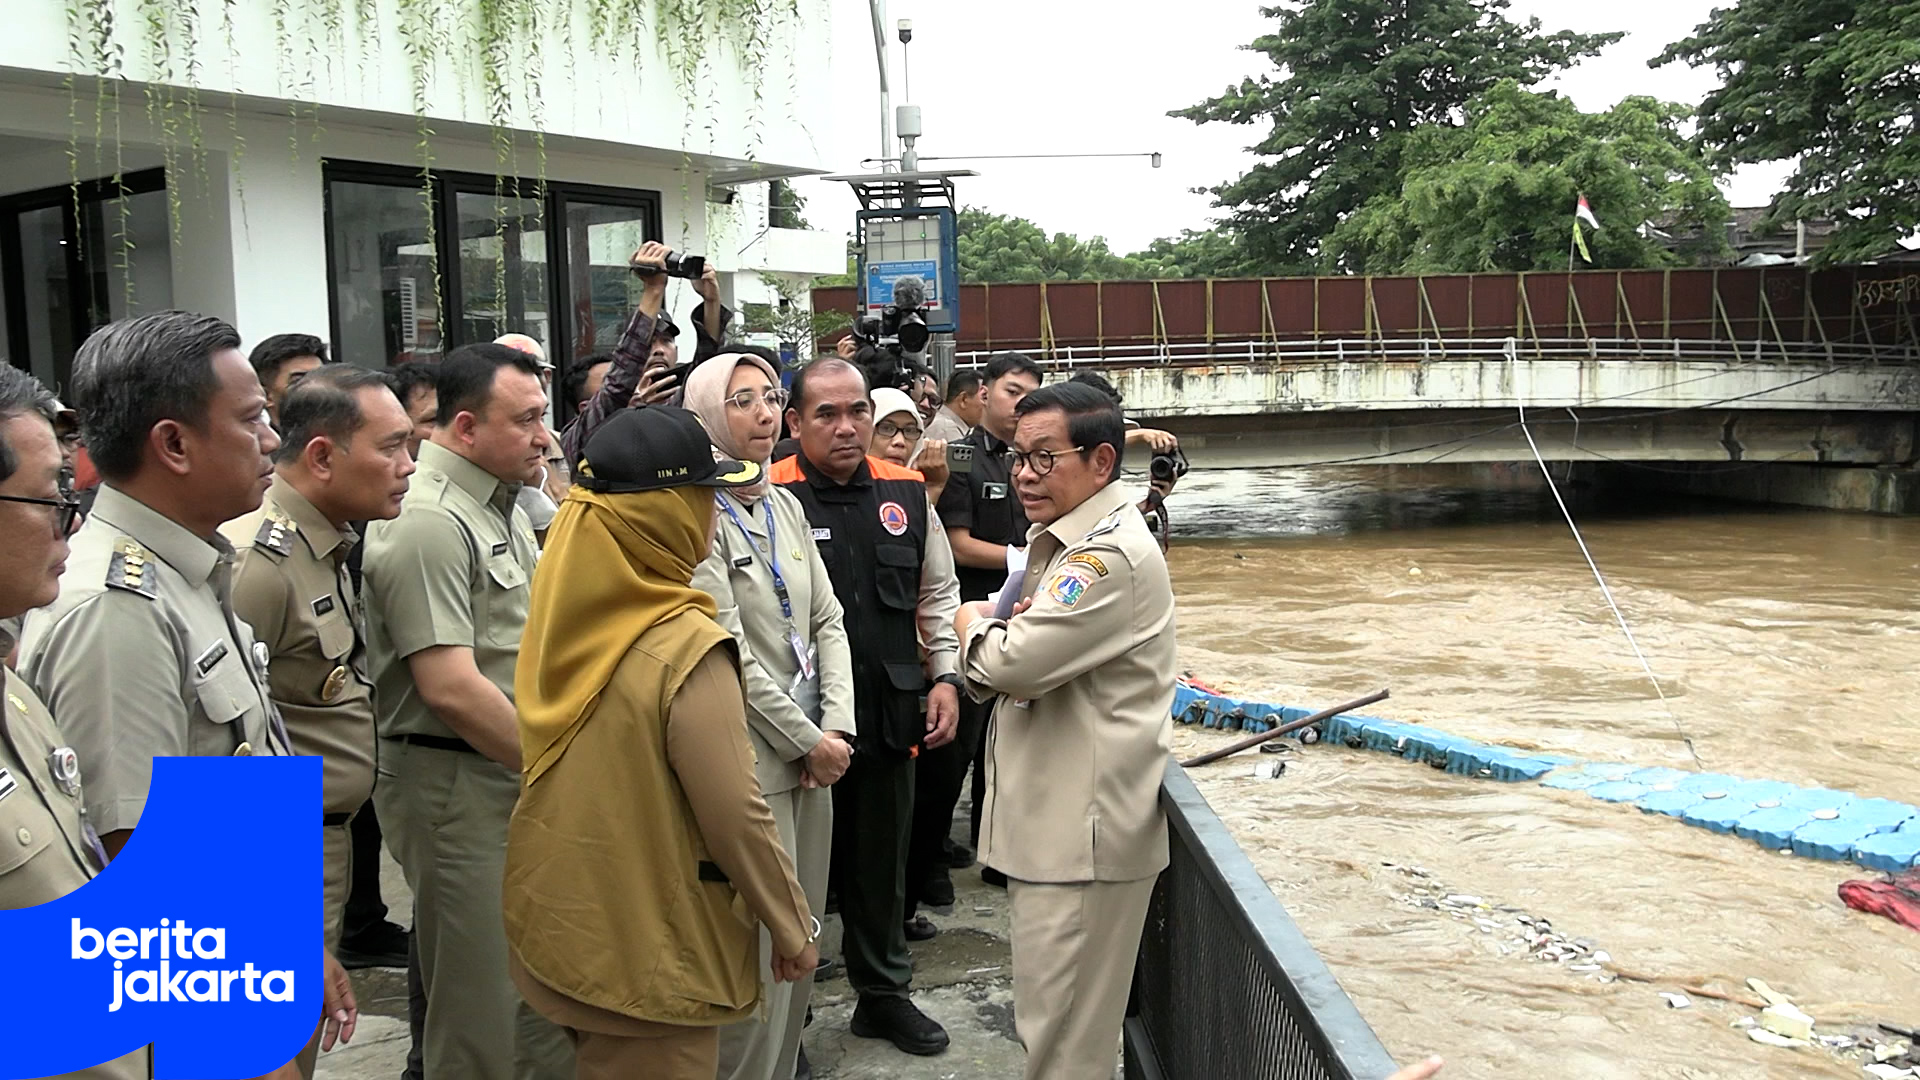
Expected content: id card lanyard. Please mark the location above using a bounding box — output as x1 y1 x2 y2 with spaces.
717 495 818 685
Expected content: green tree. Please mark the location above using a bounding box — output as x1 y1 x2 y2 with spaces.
1654 0 1919 265
768 178 810 230
1327 82 1731 272
1175 0 1622 273
955 208 1154 283
1129 228 1260 278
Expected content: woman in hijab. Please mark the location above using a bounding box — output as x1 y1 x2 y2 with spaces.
683 351 855 1080
505 405 819 1080
870 386 951 503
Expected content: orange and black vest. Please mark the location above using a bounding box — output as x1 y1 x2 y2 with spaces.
770 453 931 754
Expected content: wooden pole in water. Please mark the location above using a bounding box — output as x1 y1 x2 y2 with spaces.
1179 689 1391 768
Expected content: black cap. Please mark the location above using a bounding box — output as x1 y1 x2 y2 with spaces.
575 405 761 493
651 308 681 341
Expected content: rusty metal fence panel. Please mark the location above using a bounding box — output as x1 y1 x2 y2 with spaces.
1125 764 1400 1080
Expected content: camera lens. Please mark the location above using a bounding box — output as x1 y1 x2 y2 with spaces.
1150 454 1174 481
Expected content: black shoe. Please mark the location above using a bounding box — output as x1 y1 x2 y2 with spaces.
981 866 1008 890
815 955 838 981
903 914 939 941
919 872 956 909
946 842 975 870
850 995 950 1056
794 1045 812 1080
336 921 410 969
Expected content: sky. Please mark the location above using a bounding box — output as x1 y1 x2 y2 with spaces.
787 0 1795 254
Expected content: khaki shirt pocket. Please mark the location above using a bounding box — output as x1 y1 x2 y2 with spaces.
316 613 354 661
483 554 530 646
0 797 56 877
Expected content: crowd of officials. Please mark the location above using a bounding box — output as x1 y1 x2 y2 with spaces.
0 239 1444 1080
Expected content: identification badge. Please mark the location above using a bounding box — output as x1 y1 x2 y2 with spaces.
0 766 15 802
252 641 272 678
491 541 509 556
311 595 336 617
982 482 1010 500
811 527 831 542
194 640 229 676
47 747 81 797
789 630 817 681
732 554 754 569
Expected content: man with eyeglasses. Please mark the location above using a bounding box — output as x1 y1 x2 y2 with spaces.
951 381 1176 1080
926 351 1044 900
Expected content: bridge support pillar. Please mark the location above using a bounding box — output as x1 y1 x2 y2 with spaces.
1617 462 1920 515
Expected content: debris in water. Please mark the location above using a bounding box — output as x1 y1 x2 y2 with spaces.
1876 1042 1913 1063
1760 1002 1816 1042
1747 978 1790 1006
1660 993 1692 1009
1250 760 1286 780
1864 1065 1916 1080
1408 566 1423 576
1747 1028 1807 1049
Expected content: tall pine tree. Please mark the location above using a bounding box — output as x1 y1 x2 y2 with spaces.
1175 0 1621 273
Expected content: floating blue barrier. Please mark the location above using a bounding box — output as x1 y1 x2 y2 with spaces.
1171 683 1920 870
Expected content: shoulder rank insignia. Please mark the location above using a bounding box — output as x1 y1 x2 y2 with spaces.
253 511 296 557
1081 509 1125 543
105 538 157 599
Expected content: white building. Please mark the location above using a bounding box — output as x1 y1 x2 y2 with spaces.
1 0 846 397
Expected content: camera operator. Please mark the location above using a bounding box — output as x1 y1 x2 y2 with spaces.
558 242 728 465
1067 371 1185 550
923 351 1045 896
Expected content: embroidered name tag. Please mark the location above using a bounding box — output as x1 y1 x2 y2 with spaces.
311 595 336 617
0 766 15 802
491 541 509 556
732 555 753 569
195 641 229 676
811 528 831 542
982 482 1009 500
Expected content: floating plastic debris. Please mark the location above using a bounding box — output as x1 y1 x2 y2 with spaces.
1660 993 1691 1009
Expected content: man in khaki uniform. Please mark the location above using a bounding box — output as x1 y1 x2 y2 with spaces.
954 382 1177 1080
224 366 418 1078
20 312 293 855
0 363 145 1080
363 342 571 1080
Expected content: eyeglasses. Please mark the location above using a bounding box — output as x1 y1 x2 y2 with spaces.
725 388 790 412
0 493 84 535
1010 446 1088 477
875 420 923 441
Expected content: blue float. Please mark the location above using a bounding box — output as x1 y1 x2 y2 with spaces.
1171 681 1920 871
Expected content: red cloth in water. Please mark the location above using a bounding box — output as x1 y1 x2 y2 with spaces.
1838 869 1920 932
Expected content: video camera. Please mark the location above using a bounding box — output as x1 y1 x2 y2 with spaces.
629 249 707 280
851 275 933 393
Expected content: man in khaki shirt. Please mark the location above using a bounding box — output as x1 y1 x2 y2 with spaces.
223 366 417 1078
363 343 570 1080
954 382 1177 1080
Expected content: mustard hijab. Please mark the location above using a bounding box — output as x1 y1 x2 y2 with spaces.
515 484 731 784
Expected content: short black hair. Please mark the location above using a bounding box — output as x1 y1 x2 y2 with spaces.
562 354 612 411
72 311 243 481
249 333 328 381
789 357 867 413
945 369 982 403
1013 381 1126 482
383 361 438 409
983 351 1043 386
0 364 60 483
276 365 398 464
1067 370 1123 408
434 343 542 425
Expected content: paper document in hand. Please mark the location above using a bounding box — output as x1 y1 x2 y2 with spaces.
990 546 1029 620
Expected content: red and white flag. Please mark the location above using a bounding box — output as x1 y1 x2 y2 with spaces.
1575 195 1601 229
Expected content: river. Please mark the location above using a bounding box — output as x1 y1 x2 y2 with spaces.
1162 464 1920 1079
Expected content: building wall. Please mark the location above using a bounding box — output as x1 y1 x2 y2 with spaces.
9 0 831 173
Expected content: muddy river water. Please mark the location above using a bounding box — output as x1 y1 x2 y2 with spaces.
1162 465 1920 1079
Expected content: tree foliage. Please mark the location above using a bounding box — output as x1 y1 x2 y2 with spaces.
1654 0 1919 265
1175 0 1622 273
1328 82 1731 273
768 178 810 230
954 208 1152 283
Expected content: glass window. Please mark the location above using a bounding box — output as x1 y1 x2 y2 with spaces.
16 206 74 390
79 189 173 329
562 200 650 360
455 190 551 355
328 180 444 367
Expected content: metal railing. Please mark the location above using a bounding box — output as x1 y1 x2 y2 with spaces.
956 335 1914 371
1125 763 1400 1080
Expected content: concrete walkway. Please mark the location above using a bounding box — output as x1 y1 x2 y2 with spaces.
317 847 1027 1079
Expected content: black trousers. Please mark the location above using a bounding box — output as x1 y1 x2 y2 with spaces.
342 797 388 936
830 747 914 999
906 695 990 912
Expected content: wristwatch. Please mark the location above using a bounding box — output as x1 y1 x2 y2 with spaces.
934 673 963 690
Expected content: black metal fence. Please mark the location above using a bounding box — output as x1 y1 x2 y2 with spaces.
1125 763 1401 1080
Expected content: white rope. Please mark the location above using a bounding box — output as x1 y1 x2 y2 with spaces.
1508 342 1704 769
